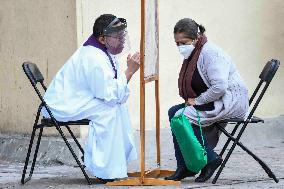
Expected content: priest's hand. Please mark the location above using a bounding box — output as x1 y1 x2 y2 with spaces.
127 52 140 73
125 52 140 82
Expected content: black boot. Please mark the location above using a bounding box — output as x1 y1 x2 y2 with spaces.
195 156 223 182
165 167 196 181
96 177 115 184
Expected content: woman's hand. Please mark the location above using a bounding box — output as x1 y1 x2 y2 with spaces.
125 52 140 82
186 98 196 106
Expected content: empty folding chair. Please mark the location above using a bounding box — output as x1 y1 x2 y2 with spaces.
21 62 92 184
212 59 280 184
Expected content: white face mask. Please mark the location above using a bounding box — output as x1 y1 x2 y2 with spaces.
178 44 195 59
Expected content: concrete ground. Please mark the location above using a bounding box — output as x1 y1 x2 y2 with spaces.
0 116 284 188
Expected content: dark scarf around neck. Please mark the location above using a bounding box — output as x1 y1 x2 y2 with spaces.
178 35 208 101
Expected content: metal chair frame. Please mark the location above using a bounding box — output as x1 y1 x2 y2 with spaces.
21 62 92 185
212 59 280 184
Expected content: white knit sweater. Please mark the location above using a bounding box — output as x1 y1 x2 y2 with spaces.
176 41 249 127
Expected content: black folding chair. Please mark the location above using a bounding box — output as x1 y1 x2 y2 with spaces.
21 62 92 185
212 59 280 184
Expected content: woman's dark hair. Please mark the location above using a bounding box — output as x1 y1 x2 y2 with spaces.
93 14 116 38
174 18 206 39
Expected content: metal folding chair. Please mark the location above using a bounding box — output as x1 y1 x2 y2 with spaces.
21 62 92 185
212 59 280 184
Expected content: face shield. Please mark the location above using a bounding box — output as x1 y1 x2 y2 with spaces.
103 18 131 56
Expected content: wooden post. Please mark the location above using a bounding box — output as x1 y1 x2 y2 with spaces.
140 0 146 182
106 0 179 186
155 0 161 166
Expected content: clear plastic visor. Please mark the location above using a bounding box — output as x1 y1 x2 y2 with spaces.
105 29 131 56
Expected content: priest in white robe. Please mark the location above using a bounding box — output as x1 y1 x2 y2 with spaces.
42 14 140 181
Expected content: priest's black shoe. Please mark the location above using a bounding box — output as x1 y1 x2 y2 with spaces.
164 167 196 181
96 177 115 184
195 156 223 182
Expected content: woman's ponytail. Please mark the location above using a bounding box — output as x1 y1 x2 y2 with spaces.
198 24 206 35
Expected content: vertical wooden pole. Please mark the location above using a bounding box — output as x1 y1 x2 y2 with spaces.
155 79 160 166
140 0 146 183
155 0 161 167
106 0 180 185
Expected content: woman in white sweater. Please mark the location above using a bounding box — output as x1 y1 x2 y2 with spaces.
165 18 249 182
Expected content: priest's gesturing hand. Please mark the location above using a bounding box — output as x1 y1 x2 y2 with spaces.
125 52 140 82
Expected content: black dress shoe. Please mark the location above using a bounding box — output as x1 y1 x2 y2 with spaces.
96 177 115 184
165 167 197 181
195 156 223 182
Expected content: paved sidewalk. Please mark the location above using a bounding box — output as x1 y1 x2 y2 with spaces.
1 119 284 188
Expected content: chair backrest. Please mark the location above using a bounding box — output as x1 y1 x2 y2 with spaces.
22 62 45 86
259 59 280 83
22 62 48 104
247 59 280 121
22 61 58 123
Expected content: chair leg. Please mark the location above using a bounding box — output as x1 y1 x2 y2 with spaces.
55 125 92 185
212 146 233 183
21 108 42 184
238 142 279 183
219 123 240 156
21 127 37 184
213 122 249 184
65 125 84 155
29 128 43 178
213 123 246 184
213 124 279 184
214 125 279 183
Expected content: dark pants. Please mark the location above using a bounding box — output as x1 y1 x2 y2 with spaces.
168 103 218 169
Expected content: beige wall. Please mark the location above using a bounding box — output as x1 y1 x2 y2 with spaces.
77 0 284 133
0 0 78 134
158 0 284 122
0 0 283 134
